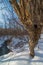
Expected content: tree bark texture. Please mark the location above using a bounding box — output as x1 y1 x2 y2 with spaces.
5 0 43 57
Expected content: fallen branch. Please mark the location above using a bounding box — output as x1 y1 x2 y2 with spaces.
0 28 28 36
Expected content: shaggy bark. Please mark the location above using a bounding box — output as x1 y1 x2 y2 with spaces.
1 0 43 57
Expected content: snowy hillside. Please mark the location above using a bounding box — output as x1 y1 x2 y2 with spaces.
0 0 43 65
0 34 43 65
0 0 27 46
0 0 18 28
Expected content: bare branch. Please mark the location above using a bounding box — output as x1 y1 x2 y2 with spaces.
10 0 22 19
0 28 28 36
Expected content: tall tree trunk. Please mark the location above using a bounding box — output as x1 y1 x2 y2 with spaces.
28 0 43 57
29 25 42 57
7 0 43 57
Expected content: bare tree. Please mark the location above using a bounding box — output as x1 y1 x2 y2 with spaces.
9 0 43 57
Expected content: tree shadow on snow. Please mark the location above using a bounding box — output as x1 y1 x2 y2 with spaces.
0 52 43 63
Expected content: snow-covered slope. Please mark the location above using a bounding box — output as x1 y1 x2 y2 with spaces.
0 0 27 47
0 0 18 28
0 0 43 65
0 34 43 65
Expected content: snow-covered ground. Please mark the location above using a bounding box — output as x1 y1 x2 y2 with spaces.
0 0 43 65
0 34 43 65
0 0 18 28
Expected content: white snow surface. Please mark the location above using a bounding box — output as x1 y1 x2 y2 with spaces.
0 0 43 65
0 37 43 65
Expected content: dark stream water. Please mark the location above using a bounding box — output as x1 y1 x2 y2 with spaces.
0 42 10 56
